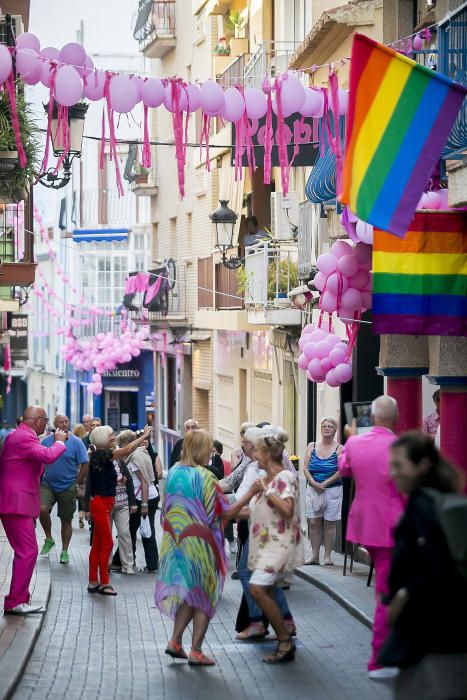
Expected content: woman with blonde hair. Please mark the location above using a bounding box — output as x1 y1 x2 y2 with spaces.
72 423 87 440
303 417 343 566
155 428 260 666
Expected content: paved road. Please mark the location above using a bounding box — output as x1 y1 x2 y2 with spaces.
14 516 392 700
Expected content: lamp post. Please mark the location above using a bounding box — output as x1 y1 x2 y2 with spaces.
37 101 88 189
209 199 242 269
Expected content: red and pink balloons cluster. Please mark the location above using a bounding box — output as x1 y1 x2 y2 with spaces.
313 240 373 323
61 327 149 395
298 324 352 387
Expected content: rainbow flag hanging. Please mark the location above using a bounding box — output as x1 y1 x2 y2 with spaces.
341 34 467 237
372 211 467 336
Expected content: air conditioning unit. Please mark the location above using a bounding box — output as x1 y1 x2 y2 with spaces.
270 192 299 240
0 15 24 44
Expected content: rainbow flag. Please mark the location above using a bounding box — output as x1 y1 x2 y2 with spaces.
341 34 467 237
372 211 467 336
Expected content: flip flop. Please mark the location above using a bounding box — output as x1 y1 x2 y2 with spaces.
98 585 117 596
87 584 100 593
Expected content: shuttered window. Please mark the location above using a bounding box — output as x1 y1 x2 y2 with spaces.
198 256 213 308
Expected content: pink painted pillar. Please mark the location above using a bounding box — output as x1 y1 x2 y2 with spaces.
387 376 423 434
440 388 467 486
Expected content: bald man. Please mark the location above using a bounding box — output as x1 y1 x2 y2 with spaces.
0 406 67 615
39 414 89 564
339 396 405 680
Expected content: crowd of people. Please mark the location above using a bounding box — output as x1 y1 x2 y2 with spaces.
0 395 465 697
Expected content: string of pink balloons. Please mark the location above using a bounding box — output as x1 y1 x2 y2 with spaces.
298 324 353 387
3 32 349 119
61 326 150 395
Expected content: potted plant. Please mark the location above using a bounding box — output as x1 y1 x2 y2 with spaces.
0 88 40 203
267 258 298 306
213 36 234 76
133 163 149 185
227 9 249 55
235 265 252 301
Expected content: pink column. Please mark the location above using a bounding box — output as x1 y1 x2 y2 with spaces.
440 388 467 485
387 376 423 434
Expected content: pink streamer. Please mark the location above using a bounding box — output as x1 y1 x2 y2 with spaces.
263 78 273 185
102 73 124 196
142 105 151 169
5 73 27 168
328 70 343 198
200 114 211 171
170 78 185 198
274 76 290 196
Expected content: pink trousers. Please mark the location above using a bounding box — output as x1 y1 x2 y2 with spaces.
1 514 38 610
366 545 392 671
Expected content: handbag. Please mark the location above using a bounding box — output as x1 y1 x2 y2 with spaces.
139 515 152 539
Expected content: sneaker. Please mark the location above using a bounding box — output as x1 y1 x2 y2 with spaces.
122 568 134 575
368 667 399 680
40 538 55 556
4 603 46 615
59 551 69 565
229 541 237 555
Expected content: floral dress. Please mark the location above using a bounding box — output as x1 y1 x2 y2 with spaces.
248 470 304 578
154 465 229 620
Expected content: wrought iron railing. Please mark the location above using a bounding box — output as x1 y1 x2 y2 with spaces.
244 41 299 88
217 54 245 89
133 0 176 51
244 241 298 308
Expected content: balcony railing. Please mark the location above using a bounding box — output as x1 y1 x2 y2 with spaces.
244 41 298 88
0 203 35 288
244 241 298 308
216 54 245 89
215 263 243 310
147 263 187 324
124 262 187 325
134 0 176 58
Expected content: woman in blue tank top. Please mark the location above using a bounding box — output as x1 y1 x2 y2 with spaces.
303 418 343 566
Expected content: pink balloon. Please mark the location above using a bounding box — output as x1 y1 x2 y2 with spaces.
417 192 429 209
326 369 341 388
40 59 54 88
271 96 293 118
326 272 349 295
76 55 94 79
59 42 86 67
303 324 315 335
338 307 356 324
222 87 245 122
245 88 267 119
200 79 225 116
110 74 138 113
298 334 313 351
55 65 83 106
338 254 359 278
303 342 317 360
298 353 308 370
326 334 341 348
84 70 106 100
413 34 424 50
308 358 322 377
123 353 132 363
331 239 352 259
163 83 187 112
0 45 12 83
16 48 41 85
331 88 348 116
320 290 338 313
310 328 327 342
320 358 332 373
361 290 372 309
424 191 441 209
355 220 374 244
184 83 201 112
334 363 353 384
317 253 338 276
341 288 362 311
353 241 372 265
280 73 305 114
141 77 164 107
313 271 326 292
316 340 331 359
40 46 59 60
349 269 370 290
130 75 144 102
16 32 40 52
329 346 347 367
300 87 323 117
438 188 449 209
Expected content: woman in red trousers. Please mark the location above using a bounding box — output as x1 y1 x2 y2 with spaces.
84 425 151 595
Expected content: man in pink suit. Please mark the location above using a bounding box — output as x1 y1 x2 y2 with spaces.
0 406 67 615
338 395 405 680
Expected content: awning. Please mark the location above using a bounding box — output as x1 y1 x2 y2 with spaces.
103 385 139 392
72 228 129 243
306 147 337 204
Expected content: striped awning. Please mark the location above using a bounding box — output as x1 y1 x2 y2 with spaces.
72 228 129 243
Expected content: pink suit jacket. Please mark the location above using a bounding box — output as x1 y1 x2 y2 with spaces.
0 423 66 519
338 426 405 549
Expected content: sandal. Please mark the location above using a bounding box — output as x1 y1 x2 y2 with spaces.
235 622 268 640
87 584 100 593
165 641 188 660
263 638 296 664
188 650 216 666
269 619 297 640
98 584 117 596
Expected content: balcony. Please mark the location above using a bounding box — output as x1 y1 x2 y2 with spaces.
0 202 35 290
124 262 187 327
215 53 246 87
134 0 176 59
243 241 301 326
129 170 159 197
244 42 298 88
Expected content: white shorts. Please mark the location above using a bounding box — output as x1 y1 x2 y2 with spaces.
249 569 294 587
305 485 343 521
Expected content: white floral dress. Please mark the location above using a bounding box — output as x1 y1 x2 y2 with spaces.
248 470 304 578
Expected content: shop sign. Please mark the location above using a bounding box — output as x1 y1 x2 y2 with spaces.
8 314 28 368
102 369 140 379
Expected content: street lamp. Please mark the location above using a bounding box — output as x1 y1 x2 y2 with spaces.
209 200 242 269
37 101 88 189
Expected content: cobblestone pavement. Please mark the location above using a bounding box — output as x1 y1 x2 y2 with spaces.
13 516 393 700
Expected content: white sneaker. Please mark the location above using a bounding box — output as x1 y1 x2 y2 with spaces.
368 667 399 680
122 568 135 575
4 603 46 615
229 541 237 555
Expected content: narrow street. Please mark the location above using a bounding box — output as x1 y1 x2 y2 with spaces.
14 518 391 700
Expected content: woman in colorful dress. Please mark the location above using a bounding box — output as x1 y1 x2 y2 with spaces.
248 429 303 664
303 417 343 566
155 428 259 666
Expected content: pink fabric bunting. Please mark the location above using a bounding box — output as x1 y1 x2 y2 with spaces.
5 72 27 168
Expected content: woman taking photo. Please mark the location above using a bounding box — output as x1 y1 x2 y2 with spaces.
155 428 260 666
84 425 151 595
380 432 467 699
303 417 343 566
248 429 303 664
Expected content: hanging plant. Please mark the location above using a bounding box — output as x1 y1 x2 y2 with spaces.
0 86 40 202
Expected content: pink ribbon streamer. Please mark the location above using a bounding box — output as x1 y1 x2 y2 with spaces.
274 76 290 196
170 78 185 198
5 73 27 168
200 114 211 172
328 70 343 198
262 77 273 185
142 105 152 169
37 64 58 179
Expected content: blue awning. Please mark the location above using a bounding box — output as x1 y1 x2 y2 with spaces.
72 228 129 243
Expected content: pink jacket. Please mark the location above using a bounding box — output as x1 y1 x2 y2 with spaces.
338 426 405 548
0 423 66 518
